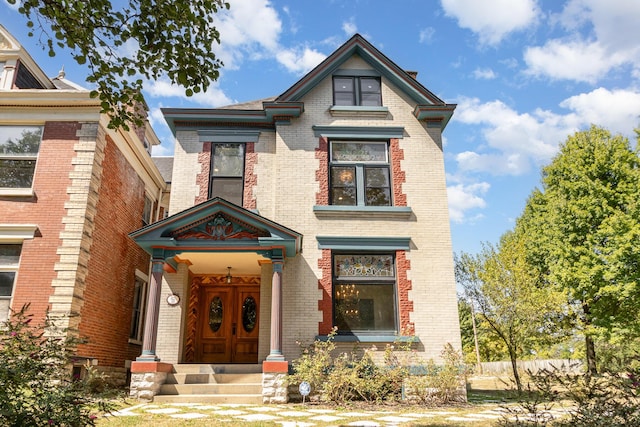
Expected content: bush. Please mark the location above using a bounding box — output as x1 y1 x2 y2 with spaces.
498 360 640 426
289 330 465 405
0 304 114 426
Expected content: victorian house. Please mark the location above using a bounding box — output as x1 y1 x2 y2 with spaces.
129 34 461 402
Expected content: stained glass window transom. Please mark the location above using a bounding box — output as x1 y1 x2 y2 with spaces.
334 254 394 278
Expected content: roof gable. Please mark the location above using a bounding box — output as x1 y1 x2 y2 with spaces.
277 33 444 106
129 197 302 259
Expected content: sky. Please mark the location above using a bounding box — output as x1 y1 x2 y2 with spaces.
2 0 640 256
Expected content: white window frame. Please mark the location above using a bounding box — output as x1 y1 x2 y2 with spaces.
0 224 37 321
0 125 43 197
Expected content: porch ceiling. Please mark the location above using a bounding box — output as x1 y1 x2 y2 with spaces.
177 251 268 275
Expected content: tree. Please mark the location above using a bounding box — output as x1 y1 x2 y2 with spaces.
516 125 640 374
456 231 566 392
9 0 229 129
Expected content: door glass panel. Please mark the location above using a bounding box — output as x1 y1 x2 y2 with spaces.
209 296 223 332
242 296 257 333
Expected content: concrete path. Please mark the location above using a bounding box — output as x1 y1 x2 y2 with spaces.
107 402 573 425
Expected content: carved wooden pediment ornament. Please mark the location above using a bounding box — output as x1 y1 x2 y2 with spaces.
170 213 269 241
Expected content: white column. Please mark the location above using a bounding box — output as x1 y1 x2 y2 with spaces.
267 259 284 361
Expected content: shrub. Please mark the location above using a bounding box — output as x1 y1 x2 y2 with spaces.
0 304 114 426
290 330 464 405
498 359 640 426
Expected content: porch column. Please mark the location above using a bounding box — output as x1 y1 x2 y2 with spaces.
138 258 164 361
267 259 284 361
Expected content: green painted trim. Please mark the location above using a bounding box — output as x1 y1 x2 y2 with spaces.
312 125 404 139
316 236 411 250
413 104 456 129
333 69 381 77
329 105 389 116
315 334 420 343
313 205 413 219
198 129 261 143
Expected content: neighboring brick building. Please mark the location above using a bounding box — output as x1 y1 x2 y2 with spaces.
130 34 461 401
0 26 166 383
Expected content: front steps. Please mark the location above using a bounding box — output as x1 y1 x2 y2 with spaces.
153 364 263 404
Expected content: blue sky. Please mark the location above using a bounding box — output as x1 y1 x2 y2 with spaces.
2 0 640 256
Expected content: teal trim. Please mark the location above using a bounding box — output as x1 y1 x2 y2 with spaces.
312 125 404 139
315 334 420 343
198 129 261 143
333 69 381 77
316 236 411 251
413 104 456 129
313 205 412 219
129 197 303 259
329 105 389 115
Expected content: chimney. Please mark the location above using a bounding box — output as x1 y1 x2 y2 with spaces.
406 70 418 79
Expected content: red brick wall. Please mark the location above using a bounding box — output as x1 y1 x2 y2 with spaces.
396 250 414 334
76 134 150 366
315 137 329 205
317 249 333 335
390 139 407 207
195 142 211 205
1 122 80 322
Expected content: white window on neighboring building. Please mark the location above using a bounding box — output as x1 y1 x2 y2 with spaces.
0 125 43 191
129 270 148 343
0 244 21 321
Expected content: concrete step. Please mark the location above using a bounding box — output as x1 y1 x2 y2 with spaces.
153 393 263 405
160 382 262 395
166 372 262 384
171 364 262 374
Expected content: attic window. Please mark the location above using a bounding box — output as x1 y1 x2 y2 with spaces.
333 77 381 107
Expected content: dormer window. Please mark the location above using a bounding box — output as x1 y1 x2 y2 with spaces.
333 76 381 107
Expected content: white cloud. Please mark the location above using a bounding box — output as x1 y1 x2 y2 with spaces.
441 0 539 45
472 68 497 80
342 18 357 36
559 88 640 135
523 40 622 84
524 0 640 83
145 78 233 108
419 27 435 44
276 47 326 75
447 181 490 223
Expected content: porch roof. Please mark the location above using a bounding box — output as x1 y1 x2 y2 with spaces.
129 198 303 268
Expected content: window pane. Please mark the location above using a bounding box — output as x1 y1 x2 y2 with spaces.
212 143 244 177
334 77 355 105
0 272 15 296
365 167 391 206
0 244 21 264
359 78 381 106
335 283 396 332
0 159 36 188
334 254 395 278
211 177 243 205
331 187 356 205
331 142 387 162
334 77 354 92
0 126 42 155
334 92 355 106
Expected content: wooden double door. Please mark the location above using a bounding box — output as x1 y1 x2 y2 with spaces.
195 285 260 363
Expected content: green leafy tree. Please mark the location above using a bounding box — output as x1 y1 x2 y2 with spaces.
456 231 566 392
0 304 113 425
516 125 640 374
9 0 229 129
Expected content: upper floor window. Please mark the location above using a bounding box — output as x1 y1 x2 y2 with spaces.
333 253 397 334
333 76 382 107
0 244 21 321
209 143 245 206
0 126 43 189
330 141 391 207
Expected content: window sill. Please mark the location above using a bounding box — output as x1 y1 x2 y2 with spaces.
329 105 390 118
0 188 35 198
128 339 143 345
315 334 419 344
313 205 413 220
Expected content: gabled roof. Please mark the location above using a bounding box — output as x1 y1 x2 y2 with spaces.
162 33 455 133
278 33 443 105
129 197 303 262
